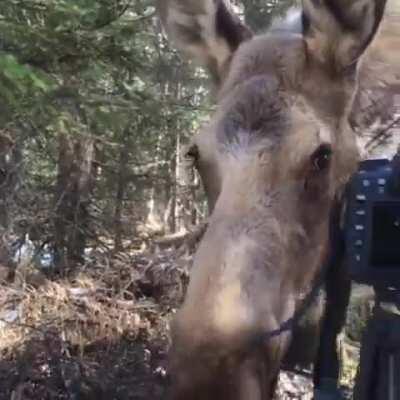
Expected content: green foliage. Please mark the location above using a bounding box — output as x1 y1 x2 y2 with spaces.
0 54 52 120
0 0 297 248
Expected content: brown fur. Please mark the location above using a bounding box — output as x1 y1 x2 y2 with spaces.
158 1 388 398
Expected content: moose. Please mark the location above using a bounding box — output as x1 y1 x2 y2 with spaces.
157 0 388 398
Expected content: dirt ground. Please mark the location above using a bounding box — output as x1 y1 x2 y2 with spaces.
0 245 361 399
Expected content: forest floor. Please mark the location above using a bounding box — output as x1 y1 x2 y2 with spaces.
0 242 366 400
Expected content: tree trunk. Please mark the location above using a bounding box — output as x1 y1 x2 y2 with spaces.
54 133 95 270
145 121 164 235
114 127 130 252
173 81 197 232
168 138 177 233
0 134 18 230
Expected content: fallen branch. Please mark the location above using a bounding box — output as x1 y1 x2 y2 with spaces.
153 222 208 252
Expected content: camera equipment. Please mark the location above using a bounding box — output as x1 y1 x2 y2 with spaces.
344 152 400 288
343 151 400 400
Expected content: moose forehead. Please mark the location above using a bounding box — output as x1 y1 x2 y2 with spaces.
213 38 343 156
216 76 289 153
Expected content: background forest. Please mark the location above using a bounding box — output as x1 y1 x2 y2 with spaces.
0 0 299 270
0 1 399 399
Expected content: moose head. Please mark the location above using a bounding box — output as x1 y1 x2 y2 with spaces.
158 0 387 398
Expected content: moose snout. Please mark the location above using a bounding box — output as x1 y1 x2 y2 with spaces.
168 217 295 399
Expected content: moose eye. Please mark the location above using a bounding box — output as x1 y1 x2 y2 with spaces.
310 144 332 172
184 143 199 163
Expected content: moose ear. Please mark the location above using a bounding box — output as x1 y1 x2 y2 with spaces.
302 0 387 73
157 0 252 83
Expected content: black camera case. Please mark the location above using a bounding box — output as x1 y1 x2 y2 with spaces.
344 155 400 288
